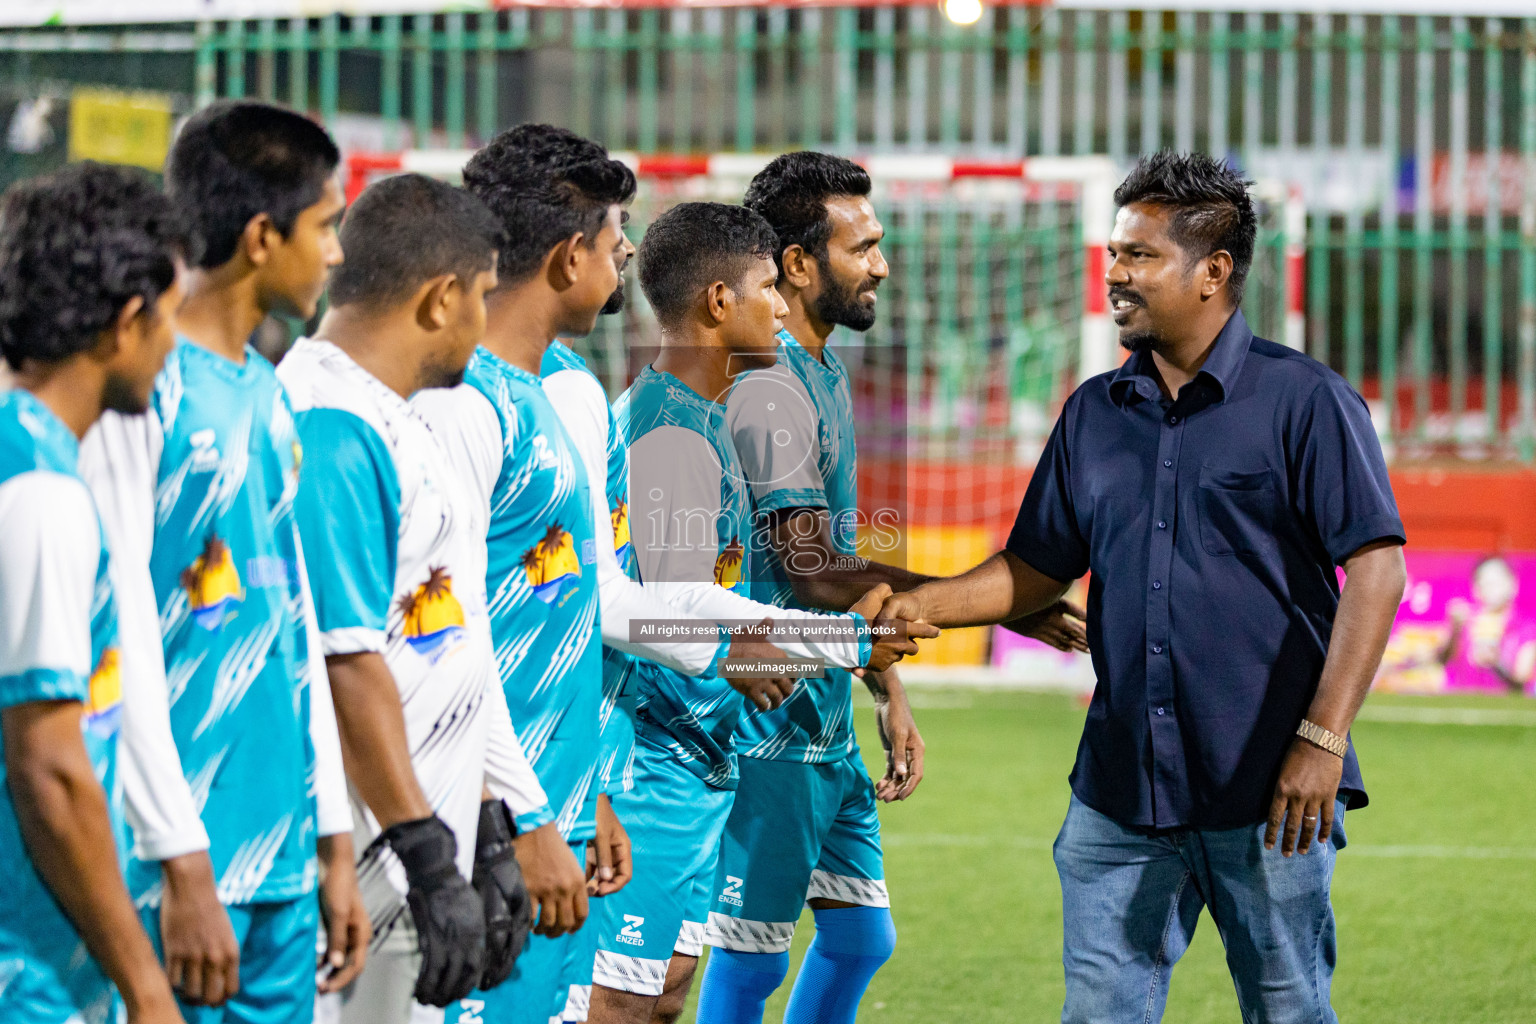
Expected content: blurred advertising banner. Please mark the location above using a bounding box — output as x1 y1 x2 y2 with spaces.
4 0 1535 27
67 88 173 172
1376 552 1536 697
3 1 494 27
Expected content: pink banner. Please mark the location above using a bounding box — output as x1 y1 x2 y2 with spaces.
1377 552 1536 696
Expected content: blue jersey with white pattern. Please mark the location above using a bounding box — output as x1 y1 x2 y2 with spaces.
617 366 753 789
470 347 602 841
128 341 316 905
0 390 121 1023
539 341 638 794
730 330 862 764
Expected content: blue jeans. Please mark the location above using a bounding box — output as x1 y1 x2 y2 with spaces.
1054 794 1347 1024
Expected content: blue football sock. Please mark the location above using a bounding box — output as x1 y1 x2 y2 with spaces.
783 907 897 1024
696 947 791 1024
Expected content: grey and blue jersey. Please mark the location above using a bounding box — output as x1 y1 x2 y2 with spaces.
726 329 862 764
0 389 121 1023
618 366 758 789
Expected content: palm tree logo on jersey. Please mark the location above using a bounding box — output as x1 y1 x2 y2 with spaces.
182 536 243 631
714 538 745 592
84 647 122 740
399 567 468 664
611 500 632 565
524 525 582 605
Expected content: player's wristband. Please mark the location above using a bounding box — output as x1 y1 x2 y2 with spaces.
1296 719 1348 759
848 611 873 668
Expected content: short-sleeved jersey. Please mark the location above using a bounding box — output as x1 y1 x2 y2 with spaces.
617 366 754 789
0 389 121 1022
421 346 601 842
280 338 495 924
540 341 638 795
726 330 861 764
118 340 317 905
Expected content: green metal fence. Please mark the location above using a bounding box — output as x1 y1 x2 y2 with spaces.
4 9 1536 458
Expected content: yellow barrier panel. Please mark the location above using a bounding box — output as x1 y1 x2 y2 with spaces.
857 524 995 667
68 87 173 172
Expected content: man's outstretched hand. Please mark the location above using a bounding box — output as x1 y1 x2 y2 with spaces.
1001 599 1088 653
850 584 940 672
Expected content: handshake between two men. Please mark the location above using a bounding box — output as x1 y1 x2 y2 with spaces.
723 565 1088 709
719 566 1087 804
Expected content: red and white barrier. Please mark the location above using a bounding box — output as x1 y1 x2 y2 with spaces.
344 151 1174 383
1283 184 1307 352
345 149 1119 199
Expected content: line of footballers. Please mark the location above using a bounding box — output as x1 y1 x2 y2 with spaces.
0 103 1086 1024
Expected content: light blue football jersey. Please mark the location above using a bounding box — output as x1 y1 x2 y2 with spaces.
0 389 122 1023
125 340 316 906
726 330 862 764
540 341 638 795
616 365 754 789
469 347 602 841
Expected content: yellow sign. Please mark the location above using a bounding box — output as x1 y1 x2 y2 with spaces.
68 88 172 172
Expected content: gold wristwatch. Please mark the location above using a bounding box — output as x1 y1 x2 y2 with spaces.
1296 719 1348 758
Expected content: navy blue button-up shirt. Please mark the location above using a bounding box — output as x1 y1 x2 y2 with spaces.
1008 312 1405 829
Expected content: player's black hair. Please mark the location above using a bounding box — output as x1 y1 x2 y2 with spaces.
742 151 872 273
462 123 637 286
166 100 340 269
638 202 779 329
327 174 504 310
1113 151 1257 306
0 161 186 371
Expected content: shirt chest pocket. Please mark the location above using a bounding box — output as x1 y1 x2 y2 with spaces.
1196 465 1277 557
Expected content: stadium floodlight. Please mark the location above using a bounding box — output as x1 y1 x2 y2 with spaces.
942 0 984 27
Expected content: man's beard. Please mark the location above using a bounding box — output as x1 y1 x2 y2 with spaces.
1118 326 1164 354
813 272 879 332
600 281 625 316
1110 286 1159 354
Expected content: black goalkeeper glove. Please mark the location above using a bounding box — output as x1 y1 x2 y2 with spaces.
473 798 532 989
382 815 486 1007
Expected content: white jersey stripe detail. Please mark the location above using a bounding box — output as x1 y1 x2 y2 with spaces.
806 869 889 908
592 949 667 996
703 912 797 954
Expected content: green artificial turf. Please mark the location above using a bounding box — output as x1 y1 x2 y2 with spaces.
676 688 1536 1022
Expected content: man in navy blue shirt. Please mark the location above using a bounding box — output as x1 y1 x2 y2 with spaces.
875 152 1406 1023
